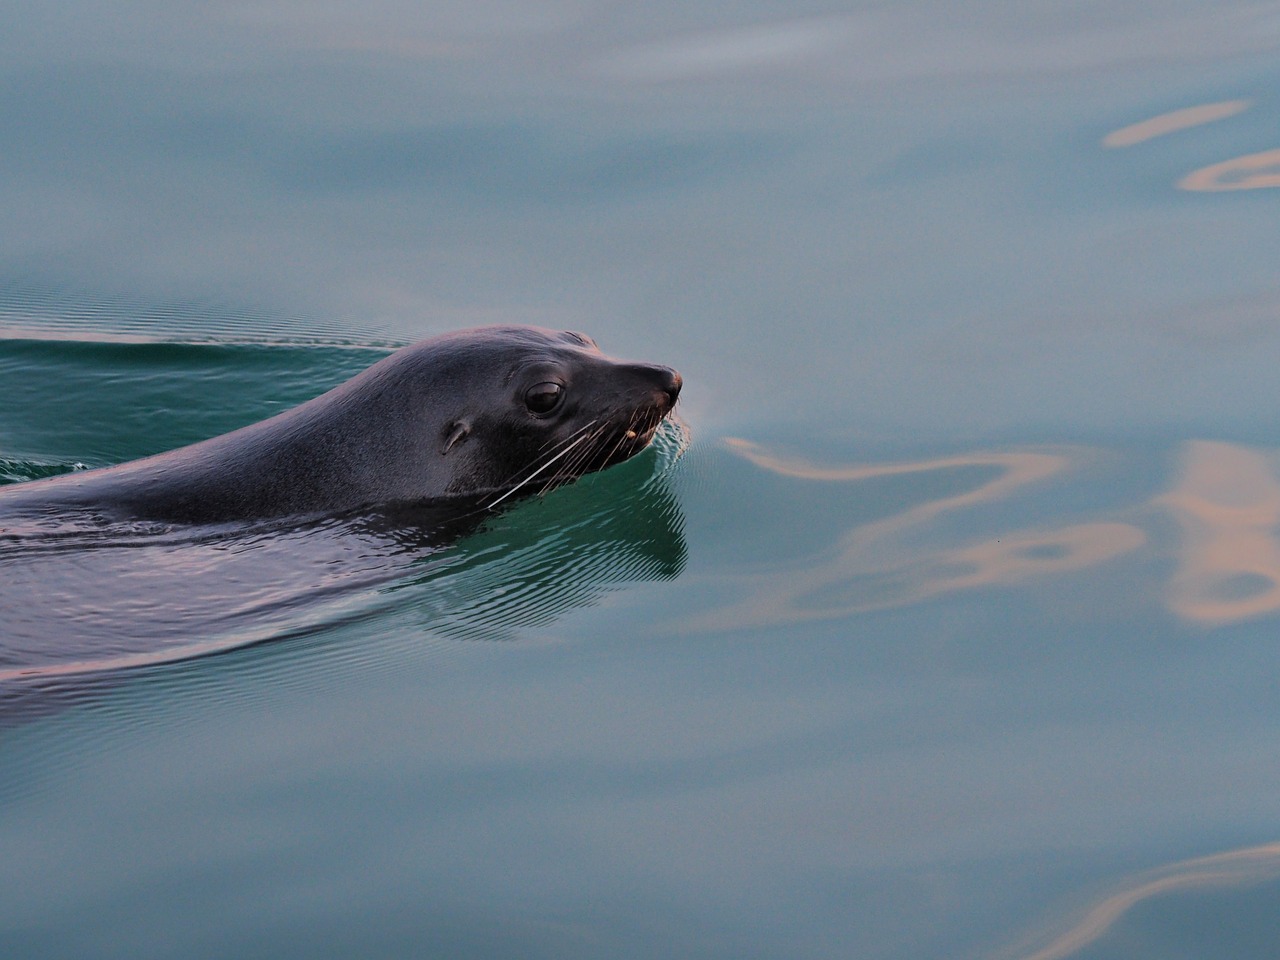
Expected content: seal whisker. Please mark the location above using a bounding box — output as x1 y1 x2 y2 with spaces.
600 412 641 467
495 420 600 490
537 419 598 452
486 430 596 510
535 424 602 497
540 423 609 496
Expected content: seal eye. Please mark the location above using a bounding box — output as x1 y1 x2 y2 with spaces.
524 381 564 415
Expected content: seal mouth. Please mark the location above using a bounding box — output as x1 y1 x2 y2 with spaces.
486 400 675 509
592 401 674 470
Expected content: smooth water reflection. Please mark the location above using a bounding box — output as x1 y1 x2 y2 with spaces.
1181 149 1280 192
1161 440 1280 624
1102 100 1252 148
1007 843 1280 960
691 436 1280 630
692 440 1142 627
1101 97 1280 191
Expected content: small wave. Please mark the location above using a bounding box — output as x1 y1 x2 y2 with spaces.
0 457 85 486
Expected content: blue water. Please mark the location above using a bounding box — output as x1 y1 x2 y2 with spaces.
5 3 1280 958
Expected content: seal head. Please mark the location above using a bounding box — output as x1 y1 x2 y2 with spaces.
433 327 682 503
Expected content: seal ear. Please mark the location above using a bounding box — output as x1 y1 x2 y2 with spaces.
441 419 471 455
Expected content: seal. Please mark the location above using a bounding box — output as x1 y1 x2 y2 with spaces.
0 325 682 526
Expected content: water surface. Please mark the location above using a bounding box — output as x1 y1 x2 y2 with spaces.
4 2 1280 958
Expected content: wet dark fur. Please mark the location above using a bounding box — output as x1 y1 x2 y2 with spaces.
0 326 681 527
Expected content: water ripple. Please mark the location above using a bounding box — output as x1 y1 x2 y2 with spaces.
0 425 688 722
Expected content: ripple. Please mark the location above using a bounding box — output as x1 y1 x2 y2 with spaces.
0 457 84 485
0 280 405 349
0 426 690 721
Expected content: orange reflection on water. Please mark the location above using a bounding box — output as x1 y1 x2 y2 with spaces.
725 440 1066 516
1102 100 1249 147
1160 440 1280 624
698 442 1144 629
1005 842 1280 960
923 523 1144 595
1180 148 1280 191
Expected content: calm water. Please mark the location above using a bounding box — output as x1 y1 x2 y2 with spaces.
4 3 1280 958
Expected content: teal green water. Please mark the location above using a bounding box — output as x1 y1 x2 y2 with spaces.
5 3 1280 958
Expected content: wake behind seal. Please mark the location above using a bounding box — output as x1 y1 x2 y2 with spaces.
0 325 682 527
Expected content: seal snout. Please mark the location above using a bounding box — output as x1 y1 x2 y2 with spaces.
658 367 683 407
628 363 681 408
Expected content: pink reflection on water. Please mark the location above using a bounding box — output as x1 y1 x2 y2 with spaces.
1102 100 1249 147
1180 148 1280 191
1003 842 1280 960
1159 440 1280 623
694 441 1143 629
